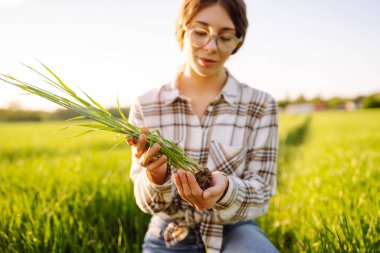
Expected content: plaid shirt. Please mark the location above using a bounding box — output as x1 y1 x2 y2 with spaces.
129 72 278 253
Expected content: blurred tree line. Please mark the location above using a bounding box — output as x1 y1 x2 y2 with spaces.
277 92 380 110
1 92 380 121
0 107 130 122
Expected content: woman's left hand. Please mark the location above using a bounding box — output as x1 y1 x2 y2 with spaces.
173 170 229 211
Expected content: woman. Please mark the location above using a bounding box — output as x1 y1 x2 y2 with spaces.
128 0 279 252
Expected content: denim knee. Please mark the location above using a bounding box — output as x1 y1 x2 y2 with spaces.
221 220 279 253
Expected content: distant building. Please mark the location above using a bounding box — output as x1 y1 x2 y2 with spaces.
345 101 357 111
313 101 328 111
285 103 315 114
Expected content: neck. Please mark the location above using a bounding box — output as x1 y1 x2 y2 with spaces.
180 65 227 96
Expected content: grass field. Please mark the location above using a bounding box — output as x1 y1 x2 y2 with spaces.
0 109 379 252
259 109 380 252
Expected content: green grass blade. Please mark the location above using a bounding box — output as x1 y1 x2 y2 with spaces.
1 62 204 173
117 97 128 122
77 123 116 131
73 129 99 138
66 116 87 121
55 125 73 134
19 62 63 91
38 61 77 96
107 139 125 154
79 88 111 117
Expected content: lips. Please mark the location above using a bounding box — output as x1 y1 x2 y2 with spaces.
198 57 218 67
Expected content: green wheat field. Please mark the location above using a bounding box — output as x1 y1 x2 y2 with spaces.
1 109 379 252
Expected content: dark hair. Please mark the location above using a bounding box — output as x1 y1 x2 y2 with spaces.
176 0 249 54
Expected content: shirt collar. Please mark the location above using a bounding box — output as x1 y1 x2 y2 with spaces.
220 73 238 105
163 70 239 106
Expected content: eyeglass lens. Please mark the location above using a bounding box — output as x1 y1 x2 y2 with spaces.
189 29 239 52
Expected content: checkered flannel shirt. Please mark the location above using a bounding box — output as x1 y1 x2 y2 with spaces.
129 72 279 253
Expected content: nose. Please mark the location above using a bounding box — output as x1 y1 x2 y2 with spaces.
204 36 218 52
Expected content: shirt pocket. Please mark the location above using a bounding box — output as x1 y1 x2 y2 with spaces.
207 140 248 177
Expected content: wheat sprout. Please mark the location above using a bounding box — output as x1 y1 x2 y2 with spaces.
0 62 204 174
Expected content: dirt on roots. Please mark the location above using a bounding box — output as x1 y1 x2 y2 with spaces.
195 168 212 190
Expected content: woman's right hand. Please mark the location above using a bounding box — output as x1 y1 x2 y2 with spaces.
127 133 169 185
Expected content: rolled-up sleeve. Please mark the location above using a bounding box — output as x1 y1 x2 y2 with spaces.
213 95 279 223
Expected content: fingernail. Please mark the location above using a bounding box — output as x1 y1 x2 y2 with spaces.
204 191 210 199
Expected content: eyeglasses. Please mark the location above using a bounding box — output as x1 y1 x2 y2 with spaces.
185 27 242 53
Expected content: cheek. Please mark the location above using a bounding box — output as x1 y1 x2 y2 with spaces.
183 40 196 61
183 43 201 71
219 52 231 64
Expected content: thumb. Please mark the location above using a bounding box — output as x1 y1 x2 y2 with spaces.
203 190 211 199
203 186 221 200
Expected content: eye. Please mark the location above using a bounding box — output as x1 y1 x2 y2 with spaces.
219 34 235 42
193 28 208 37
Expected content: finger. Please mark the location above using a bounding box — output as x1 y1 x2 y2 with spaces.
173 171 194 206
139 143 161 166
126 134 137 146
145 155 167 173
178 170 192 198
126 137 137 146
145 143 161 163
135 134 147 158
179 171 203 209
203 187 221 200
185 171 204 209
203 174 227 200
173 171 183 191
185 172 203 196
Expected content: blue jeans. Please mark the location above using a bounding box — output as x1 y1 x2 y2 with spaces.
142 215 205 253
142 216 279 253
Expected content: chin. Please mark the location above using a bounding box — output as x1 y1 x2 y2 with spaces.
193 64 221 78
195 69 213 77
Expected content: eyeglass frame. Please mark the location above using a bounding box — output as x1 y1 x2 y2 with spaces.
184 25 242 53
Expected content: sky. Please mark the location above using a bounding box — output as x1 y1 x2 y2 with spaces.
0 0 379 111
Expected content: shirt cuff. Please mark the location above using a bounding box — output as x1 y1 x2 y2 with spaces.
142 168 172 192
214 176 237 210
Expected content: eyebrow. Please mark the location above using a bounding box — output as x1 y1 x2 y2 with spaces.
193 21 236 31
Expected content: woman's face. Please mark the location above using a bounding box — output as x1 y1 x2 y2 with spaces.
183 4 237 78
